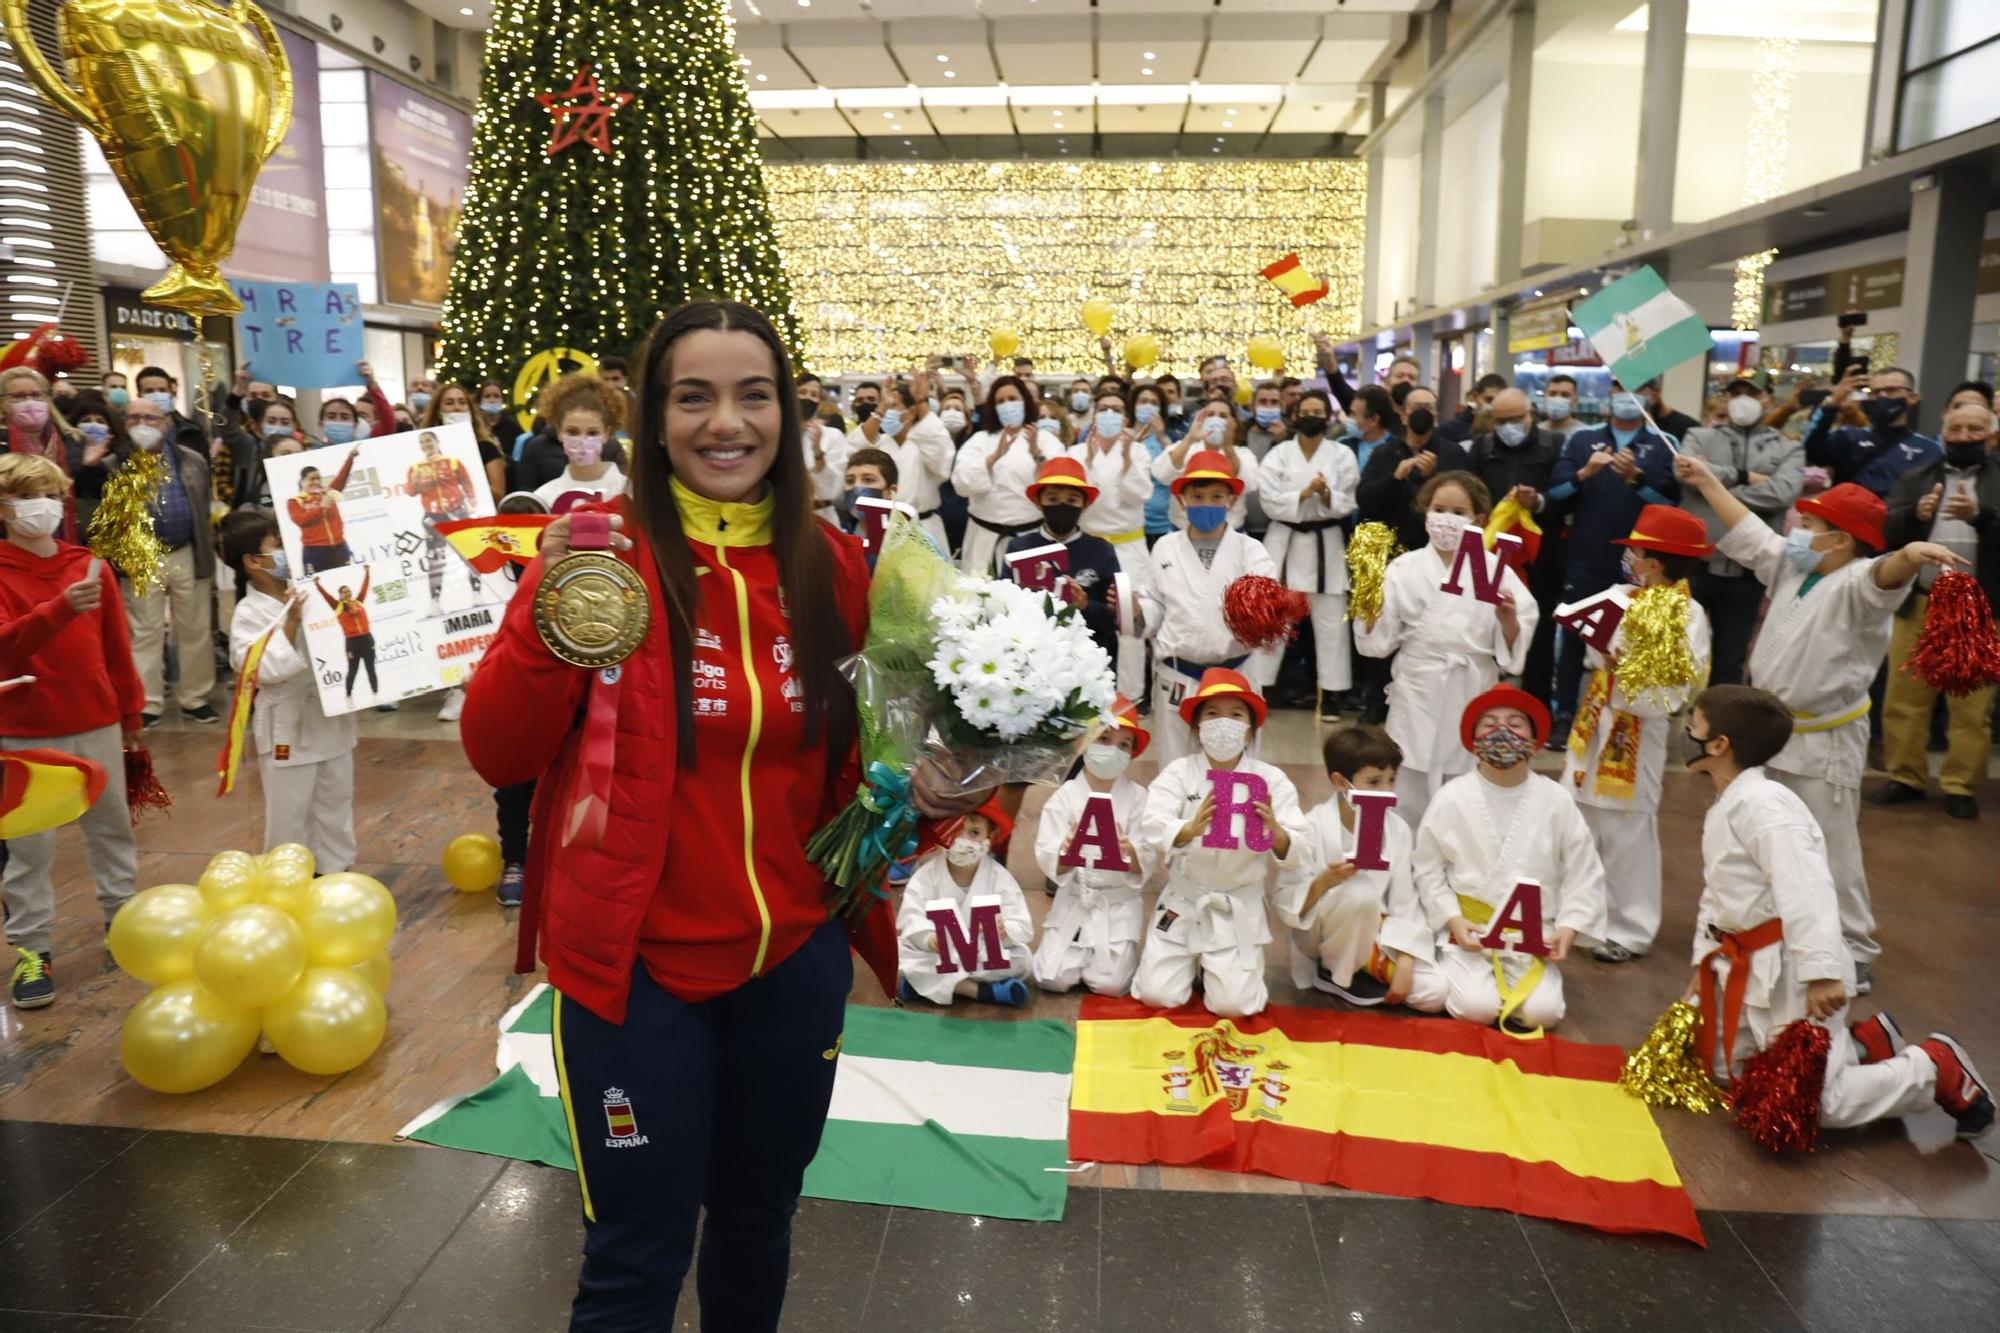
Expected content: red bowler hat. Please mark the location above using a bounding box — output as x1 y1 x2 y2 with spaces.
1612 503 1715 558
1797 482 1886 551
1170 449 1246 498
964 797 1015 852
1178 667 1268 729
1025 455 1100 506
1108 692 1151 756
1459 684 1552 751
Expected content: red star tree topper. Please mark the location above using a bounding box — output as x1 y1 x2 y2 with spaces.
537 64 634 156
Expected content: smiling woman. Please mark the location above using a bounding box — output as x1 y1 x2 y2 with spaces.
459 299 990 1330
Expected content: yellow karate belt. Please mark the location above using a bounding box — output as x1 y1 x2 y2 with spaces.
1790 699 1870 733
1087 528 1146 545
1457 894 1548 1041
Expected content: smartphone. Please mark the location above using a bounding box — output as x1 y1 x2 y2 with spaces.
1799 387 1831 408
1837 311 1868 329
1850 355 1870 376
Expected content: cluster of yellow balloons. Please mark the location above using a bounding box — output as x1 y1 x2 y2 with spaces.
110 845 396 1093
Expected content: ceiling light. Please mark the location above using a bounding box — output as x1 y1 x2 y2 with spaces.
1227 108 1238 115
756 74 767 82
459 5 473 13
936 54 949 62
944 70 956 78
1143 51 1156 60
1141 67 1153 76
891 123 902 130
882 111 893 119
797 0 810 7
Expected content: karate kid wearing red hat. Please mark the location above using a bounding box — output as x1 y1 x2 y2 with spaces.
895 799 1035 1007
1677 455 1966 994
1132 451 1280 762
1032 696 1160 997
1562 504 1715 964
1405 687 1609 1035
1133 669 1308 1018
1004 456 1122 669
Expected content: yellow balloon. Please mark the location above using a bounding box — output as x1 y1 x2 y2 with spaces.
986 328 1020 361
108 884 211 985
198 858 261 913
1123 333 1161 370
263 968 388 1076
443 833 503 894
119 980 259 1094
296 872 397 967
193 904 307 1010
1 0 294 316
258 856 315 919
351 950 393 997
264 843 316 876
1081 297 1115 337
1247 335 1286 372
1234 381 1255 406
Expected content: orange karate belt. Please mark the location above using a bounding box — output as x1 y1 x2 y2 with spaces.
1695 917 1785 1079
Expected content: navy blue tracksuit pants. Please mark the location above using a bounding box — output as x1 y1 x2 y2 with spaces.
553 918 851 1331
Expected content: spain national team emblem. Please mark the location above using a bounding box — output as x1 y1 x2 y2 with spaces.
603 1087 637 1138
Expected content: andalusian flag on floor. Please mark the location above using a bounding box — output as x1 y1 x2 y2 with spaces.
1570 265 1711 390
1069 996 1702 1244
400 987 1076 1223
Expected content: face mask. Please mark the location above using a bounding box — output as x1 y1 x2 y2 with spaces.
1861 396 1906 429
1945 442 1987 469
1727 396 1765 428
1294 415 1328 438
1683 727 1717 770
408 391 432 413
1070 391 1091 413
1094 409 1124 439
264 421 293 438
442 410 471 426
1198 716 1251 763
1254 407 1282 429
1186 502 1229 532
876 409 903 436
1544 395 1573 421
940 408 967 433
1496 421 1531 448
143 391 174 414
1201 416 1227 444
78 421 110 445
128 425 163 451
106 388 130 407
259 550 291 584
1784 525 1836 573
321 420 356 444
945 835 989 868
479 399 505 416
1609 391 1643 421
854 400 876 422
996 399 1027 429
4 495 62 537
838 485 880 528
1621 551 1645 585
9 399 48 429
1041 503 1082 536
1037 416 1060 436
562 433 605 465
1083 743 1132 780
927 397 940 415
1135 403 1159 427
1425 510 1469 553
1471 725 1537 769
1405 407 1435 437
1167 402 1184 418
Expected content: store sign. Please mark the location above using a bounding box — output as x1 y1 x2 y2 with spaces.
1508 289 1580 353
103 287 196 342
368 75 471 307
226 28 329 282
1763 239 2000 324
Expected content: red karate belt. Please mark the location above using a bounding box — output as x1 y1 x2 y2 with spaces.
1695 917 1785 1079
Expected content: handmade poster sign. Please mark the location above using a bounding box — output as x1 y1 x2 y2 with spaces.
231 279 364 387
1058 793 1132 873
1440 525 1522 605
265 423 503 715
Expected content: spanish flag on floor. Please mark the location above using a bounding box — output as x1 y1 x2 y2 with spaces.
0 747 106 839
1069 997 1702 1244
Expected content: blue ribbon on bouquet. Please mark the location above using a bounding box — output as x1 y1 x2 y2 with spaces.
858 761 920 876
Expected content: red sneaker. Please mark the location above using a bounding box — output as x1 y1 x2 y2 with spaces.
1850 1011 1905 1065
1919 1035 1995 1139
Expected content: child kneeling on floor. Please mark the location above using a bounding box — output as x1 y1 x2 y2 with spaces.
1134 669 1308 1018
1684 685 1992 1139
897 800 1034 1007
1407 687 1608 1035
1274 723 1429 1007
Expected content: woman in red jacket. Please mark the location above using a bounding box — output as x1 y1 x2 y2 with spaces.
462 301 984 1330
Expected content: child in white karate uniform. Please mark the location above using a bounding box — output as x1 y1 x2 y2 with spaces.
897 802 1033 1007
1560 504 1714 963
1683 686 1991 1138
1032 697 1157 996
1355 471 1537 830
1274 724 1429 1006
1135 669 1309 1018
1407 687 1608 1035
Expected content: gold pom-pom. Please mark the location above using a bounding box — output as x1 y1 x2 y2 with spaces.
87 448 167 595
1619 999 1727 1113
1345 521 1401 624
1615 580 1699 703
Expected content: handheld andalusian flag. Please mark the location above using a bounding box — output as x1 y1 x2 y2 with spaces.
216 621 280 797
435 514 553 574
1260 252 1330 307
0 747 107 839
1570 266 1711 389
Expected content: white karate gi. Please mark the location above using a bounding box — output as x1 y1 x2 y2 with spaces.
1354 547 1538 829
229 587 358 873
1695 768 1936 1126
866 414 953 552
1067 437 1158 699
1136 529 1279 761
1031 775 1158 996
1133 755 1309 1018
953 427 1055 575
1149 439 1263 532
1259 439 1361 694
1560 592 1712 954
802 420 850 519
1408 771 1609 1031
1273 798 1431 994
895 853 1033 1005
1717 515 1911 962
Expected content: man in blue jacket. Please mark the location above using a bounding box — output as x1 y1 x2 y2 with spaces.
1804 362 1940 498
1543 385 1681 740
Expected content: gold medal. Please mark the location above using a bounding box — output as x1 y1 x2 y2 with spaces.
534 514 649 667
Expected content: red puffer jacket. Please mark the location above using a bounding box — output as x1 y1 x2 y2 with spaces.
461 494 896 1024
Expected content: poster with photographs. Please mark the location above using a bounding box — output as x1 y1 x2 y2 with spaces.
263 423 504 717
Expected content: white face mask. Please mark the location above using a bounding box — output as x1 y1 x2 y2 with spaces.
442 410 472 426
945 835 989 868
5 495 63 537
1425 510 1470 553
1198 716 1251 763
1726 396 1765 428
128 425 164 451
1083 742 1133 780
940 408 967 433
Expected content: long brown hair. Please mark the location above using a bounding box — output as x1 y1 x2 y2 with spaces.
627 300 854 770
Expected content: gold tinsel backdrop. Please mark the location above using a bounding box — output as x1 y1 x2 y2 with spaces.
764 160 1366 378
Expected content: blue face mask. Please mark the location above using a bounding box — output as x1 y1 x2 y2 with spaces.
1609 391 1643 421
145 391 174 413
261 549 291 583
1094 408 1125 439
839 485 881 530
996 399 1027 429
409 391 433 414
1186 503 1230 532
79 421 111 445
1254 406 1282 429
264 421 293 438
1496 421 1531 448
479 399 505 416
1784 526 1828 574
877 409 904 436
1037 416 1060 435
321 420 356 444
1070 391 1091 413
927 397 940 415
1135 403 1159 427
106 388 130 407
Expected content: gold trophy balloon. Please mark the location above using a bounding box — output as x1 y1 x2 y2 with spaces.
2 0 292 316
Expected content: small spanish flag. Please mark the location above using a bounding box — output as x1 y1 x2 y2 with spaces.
0 747 106 840
436 514 553 574
216 621 279 797
1483 493 1544 571
1260 252 1330 308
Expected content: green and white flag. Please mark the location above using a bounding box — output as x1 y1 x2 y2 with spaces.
399 987 1076 1223
1570 266 1711 389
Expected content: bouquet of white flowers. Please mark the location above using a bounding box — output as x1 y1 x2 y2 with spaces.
808 515 1116 914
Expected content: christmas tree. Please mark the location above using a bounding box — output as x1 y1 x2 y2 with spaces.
437 0 800 386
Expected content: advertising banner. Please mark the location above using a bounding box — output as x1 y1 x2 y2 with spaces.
369 74 470 307
227 28 329 282
231 280 365 388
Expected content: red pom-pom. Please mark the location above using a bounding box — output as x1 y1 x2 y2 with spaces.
123 744 172 825
1904 570 2000 697
1223 575 1311 652
29 333 88 375
1731 1019 1831 1153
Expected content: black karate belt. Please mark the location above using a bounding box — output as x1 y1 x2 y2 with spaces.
1287 518 1343 593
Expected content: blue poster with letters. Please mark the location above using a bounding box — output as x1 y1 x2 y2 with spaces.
231 280 365 388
